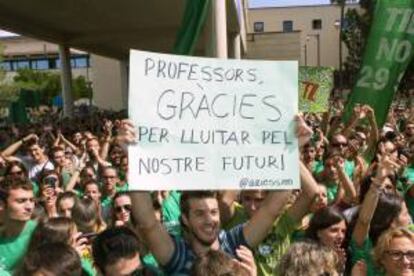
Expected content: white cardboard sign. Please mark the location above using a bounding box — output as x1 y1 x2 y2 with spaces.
128 49 299 190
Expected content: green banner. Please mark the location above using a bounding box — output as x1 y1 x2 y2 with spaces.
343 0 414 127
299 66 334 113
173 0 211 55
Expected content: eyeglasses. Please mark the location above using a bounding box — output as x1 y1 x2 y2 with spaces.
331 142 348 148
9 170 23 176
103 175 116 179
386 250 414 261
43 177 58 187
115 204 132 213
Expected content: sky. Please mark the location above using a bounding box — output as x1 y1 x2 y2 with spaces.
249 0 334 8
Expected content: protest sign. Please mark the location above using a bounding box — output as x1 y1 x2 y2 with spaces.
128 50 299 190
299 66 334 113
343 0 414 127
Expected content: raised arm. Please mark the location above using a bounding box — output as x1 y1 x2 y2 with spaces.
336 157 357 203
364 105 379 157
352 155 397 246
351 183 380 247
286 161 319 223
243 190 292 247
99 120 113 161
59 133 80 154
130 191 175 265
217 190 238 226
1 133 37 158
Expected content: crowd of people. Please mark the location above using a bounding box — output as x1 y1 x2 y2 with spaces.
0 95 414 276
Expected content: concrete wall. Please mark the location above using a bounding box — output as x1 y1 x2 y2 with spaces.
90 55 125 111
245 31 301 61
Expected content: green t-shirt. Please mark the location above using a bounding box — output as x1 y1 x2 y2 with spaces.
81 257 96 276
101 195 113 209
344 159 355 180
142 254 164 276
116 182 129 193
255 212 298 276
350 237 384 276
31 181 39 198
324 182 339 204
61 170 72 188
162 191 182 236
223 203 297 276
312 160 324 176
0 220 37 274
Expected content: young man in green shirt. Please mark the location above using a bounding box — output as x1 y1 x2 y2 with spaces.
0 179 37 274
219 162 321 276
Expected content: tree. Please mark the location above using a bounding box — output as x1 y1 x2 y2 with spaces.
72 75 92 99
340 0 374 87
0 44 19 105
13 68 93 104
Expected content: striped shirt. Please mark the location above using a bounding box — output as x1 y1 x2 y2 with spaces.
163 224 248 275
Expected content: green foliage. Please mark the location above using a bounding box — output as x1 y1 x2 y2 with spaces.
0 44 19 105
72 75 92 99
13 68 93 104
13 68 61 104
341 0 374 86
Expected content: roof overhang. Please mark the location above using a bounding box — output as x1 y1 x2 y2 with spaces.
0 0 244 60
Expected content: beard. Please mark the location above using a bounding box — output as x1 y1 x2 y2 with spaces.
191 226 219 247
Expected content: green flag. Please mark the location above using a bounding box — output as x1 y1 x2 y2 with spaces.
173 0 211 55
343 0 414 127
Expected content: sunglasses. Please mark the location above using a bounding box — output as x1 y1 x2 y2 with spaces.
9 170 23 176
43 177 58 187
331 142 348 148
115 204 132 213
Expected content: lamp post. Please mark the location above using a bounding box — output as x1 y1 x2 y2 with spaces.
304 43 308 66
334 19 343 92
306 34 320 67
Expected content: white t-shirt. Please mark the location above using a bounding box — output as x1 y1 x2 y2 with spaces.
21 156 55 181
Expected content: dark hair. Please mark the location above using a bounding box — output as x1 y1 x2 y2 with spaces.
101 166 119 177
20 242 82 276
370 193 403 245
25 138 45 149
4 161 28 178
92 226 140 274
2 178 33 201
192 249 248 276
28 217 77 251
306 206 346 242
38 169 61 189
112 191 130 205
180 191 217 217
56 191 78 216
72 197 106 233
359 173 397 203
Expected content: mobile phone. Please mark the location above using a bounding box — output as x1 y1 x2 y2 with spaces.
77 232 98 241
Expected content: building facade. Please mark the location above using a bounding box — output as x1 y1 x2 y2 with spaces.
246 2 360 68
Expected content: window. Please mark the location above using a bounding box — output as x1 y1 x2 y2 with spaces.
14 60 30 70
71 56 89 68
312 19 322 30
254 22 264 32
0 61 12 71
31 59 49 70
283 20 293 32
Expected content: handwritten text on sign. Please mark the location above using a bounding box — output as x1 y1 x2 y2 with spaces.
128 50 299 190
